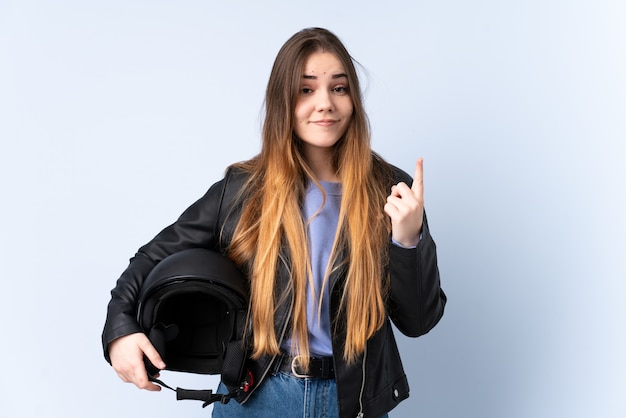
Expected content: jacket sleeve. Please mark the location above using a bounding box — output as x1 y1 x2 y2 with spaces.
386 167 446 337
101 174 229 362
387 211 446 337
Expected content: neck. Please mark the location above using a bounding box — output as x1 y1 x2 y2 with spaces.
303 146 339 182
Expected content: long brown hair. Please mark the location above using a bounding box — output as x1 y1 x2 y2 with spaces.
228 27 393 365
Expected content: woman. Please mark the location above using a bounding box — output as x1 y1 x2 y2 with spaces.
102 27 446 418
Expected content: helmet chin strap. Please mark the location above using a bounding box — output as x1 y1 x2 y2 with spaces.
144 311 253 408
147 371 254 408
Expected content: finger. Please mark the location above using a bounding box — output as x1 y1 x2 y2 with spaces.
386 193 407 210
389 184 407 198
140 338 166 370
384 201 400 219
133 369 162 391
389 183 419 210
114 361 159 390
386 193 419 219
387 183 402 198
411 158 424 196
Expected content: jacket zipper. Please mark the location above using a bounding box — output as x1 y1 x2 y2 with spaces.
246 253 295 399
241 254 294 405
356 345 367 417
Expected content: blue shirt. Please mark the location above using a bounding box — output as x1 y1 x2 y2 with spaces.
281 180 341 356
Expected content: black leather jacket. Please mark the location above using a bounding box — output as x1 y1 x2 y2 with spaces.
102 163 446 418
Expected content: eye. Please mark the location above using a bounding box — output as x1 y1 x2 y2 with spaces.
300 87 313 95
333 86 349 95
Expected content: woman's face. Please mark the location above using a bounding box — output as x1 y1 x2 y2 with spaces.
293 51 354 157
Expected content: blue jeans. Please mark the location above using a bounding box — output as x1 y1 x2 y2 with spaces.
212 372 389 418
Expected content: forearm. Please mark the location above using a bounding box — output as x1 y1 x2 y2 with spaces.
387 215 446 337
102 252 157 362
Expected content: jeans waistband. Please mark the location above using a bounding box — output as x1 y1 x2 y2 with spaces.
273 353 335 379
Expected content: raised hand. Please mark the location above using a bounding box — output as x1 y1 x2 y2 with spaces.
384 158 424 247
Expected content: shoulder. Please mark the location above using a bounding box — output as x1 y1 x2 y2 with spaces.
390 165 412 185
181 164 252 222
224 156 260 187
216 160 262 217
221 160 259 204
223 164 252 188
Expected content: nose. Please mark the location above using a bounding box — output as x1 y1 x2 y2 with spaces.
315 89 333 112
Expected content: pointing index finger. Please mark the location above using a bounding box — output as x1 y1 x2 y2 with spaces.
411 158 424 195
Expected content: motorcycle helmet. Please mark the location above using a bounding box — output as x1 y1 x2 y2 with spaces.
137 247 249 380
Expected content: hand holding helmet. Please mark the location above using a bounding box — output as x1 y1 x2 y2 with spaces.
109 332 166 391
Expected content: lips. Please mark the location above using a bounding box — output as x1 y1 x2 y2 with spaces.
311 119 338 127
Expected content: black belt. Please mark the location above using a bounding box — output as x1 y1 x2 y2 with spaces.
274 353 335 379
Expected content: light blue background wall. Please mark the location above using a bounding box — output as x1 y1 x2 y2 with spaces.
1 1 624 417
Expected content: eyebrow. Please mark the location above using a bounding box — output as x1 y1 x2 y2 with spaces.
302 73 348 80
